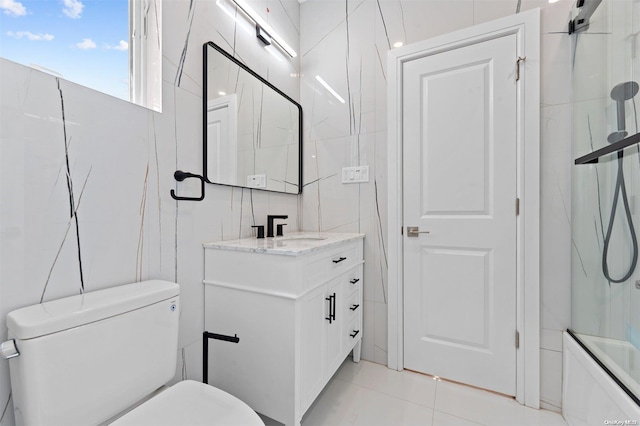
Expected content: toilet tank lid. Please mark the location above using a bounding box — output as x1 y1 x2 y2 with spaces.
7 280 179 340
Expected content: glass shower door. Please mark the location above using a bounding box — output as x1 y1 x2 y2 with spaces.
571 0 640 402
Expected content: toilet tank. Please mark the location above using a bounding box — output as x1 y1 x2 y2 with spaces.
5 280 180 426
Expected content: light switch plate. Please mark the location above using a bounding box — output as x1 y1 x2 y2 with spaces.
341 166 369 183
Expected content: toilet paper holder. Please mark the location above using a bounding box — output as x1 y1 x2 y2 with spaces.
202 331 240 384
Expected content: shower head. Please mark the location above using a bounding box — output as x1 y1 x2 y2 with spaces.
608 81 639 143
608 131 627 144
611 81 639 102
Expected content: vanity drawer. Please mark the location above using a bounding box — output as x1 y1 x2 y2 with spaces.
345 288 362 322
305 241 362 283
344 267 362 297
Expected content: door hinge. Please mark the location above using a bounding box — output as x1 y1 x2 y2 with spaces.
515 330 520 349
516 56 526 81
515 198 520 216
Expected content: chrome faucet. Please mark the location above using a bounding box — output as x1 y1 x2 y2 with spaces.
267 215 288 238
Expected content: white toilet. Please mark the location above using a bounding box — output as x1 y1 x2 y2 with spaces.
1 280 264 426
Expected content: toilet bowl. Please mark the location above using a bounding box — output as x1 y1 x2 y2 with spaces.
111 380 263 425
1 280 263 426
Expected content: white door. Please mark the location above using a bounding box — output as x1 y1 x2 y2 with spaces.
403 33 518 396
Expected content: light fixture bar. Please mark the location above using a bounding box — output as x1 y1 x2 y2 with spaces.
231 0 297 58
315 75 345 104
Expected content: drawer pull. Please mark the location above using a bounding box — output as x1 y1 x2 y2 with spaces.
349 304 360 311
350 330 360 338
349 278 360 284
332 256 347 264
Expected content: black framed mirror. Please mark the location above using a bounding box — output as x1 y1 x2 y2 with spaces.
203 42 302 194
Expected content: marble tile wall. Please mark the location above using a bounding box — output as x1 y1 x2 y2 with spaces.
0 1 300 424
299 0 574 412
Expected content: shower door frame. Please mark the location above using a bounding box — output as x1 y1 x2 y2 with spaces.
387 9 541 408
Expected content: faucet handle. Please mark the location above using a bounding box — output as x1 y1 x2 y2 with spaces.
276 223 287 237
251 225 265 239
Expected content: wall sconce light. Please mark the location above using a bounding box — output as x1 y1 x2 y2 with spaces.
230 0 297 58
256 25 272 46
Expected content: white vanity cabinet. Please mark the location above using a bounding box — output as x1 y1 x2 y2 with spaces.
203 233 364 426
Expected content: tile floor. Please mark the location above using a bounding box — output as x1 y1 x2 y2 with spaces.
263 359 568 426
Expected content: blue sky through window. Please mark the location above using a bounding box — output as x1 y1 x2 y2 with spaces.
0 0 129 101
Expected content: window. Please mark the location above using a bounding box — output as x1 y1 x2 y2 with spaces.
0 0 162 111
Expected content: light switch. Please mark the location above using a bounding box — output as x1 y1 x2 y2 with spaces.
342 166 369 184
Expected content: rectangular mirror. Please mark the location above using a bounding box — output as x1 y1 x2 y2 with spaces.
203 42 302 194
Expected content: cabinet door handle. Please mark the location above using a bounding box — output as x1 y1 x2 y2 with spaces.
325 293 336 323
332 257 347 264
350 330 360 338
331 293 336 321
349 304 360 311
325 294 333 324
349 278 360 284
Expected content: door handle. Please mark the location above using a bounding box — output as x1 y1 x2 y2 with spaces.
407 226 430 237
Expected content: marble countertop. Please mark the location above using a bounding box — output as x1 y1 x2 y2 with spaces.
203 232 364 256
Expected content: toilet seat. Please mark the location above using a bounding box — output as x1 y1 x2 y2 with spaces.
110 380 264 425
